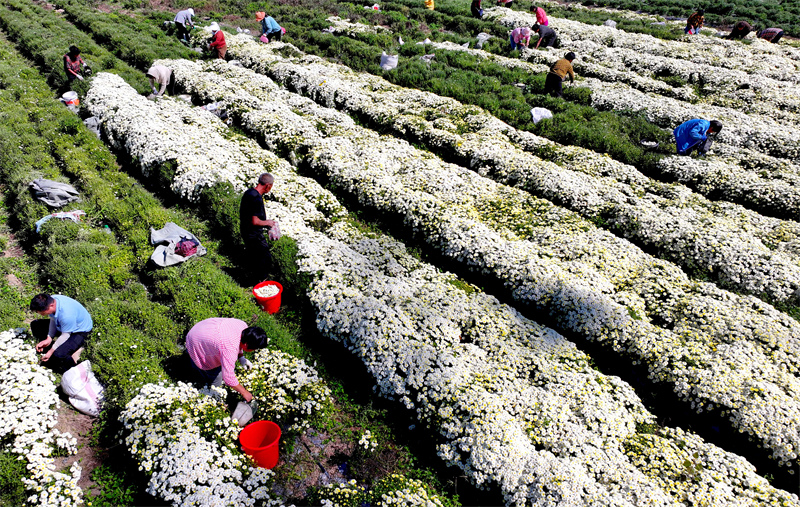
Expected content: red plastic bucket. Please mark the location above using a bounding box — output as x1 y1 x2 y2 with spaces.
253 281 282 314
240 420 281 469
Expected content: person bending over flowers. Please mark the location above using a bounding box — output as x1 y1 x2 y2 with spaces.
509 26 532 50
685 9 704 35
185 318 269 402
674 118 722 156
208 22 227 59
533 24 557 49
30 293 93 374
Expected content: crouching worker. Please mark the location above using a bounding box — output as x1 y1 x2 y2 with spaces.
146 64 175 99
674 118 722 156
544 52 576 98
30 293 93 374
185 318 269 402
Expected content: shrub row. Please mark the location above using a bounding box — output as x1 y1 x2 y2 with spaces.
54 0 198 71
0 0 148 94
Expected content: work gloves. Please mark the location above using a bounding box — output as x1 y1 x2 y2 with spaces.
239 356 254 371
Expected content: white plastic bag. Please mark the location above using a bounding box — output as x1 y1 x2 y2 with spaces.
232 400 258 427
380 51 398 70
531 107 553 124
61 361 104 417
476 32 492 49
603 19 617 28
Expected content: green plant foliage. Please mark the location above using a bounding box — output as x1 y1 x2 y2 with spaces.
0 0 149 94
0 450 27 507
54 0 198 70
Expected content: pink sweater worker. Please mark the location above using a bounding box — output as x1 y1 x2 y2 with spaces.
186 318 269 402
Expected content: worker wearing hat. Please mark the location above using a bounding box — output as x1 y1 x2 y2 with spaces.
255 12 283 41
174 7 195 43
208 22 227 59
509 26 532 51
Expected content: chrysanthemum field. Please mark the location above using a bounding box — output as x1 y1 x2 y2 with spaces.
1 0 800 504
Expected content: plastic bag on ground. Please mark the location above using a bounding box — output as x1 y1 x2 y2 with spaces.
380 51 398 70
476 32 492 48
61 361 104 417
531 107 553 124
83 117 101 139
604 19 617 28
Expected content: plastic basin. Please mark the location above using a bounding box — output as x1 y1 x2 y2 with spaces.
253 281 282 314
240 420 281 469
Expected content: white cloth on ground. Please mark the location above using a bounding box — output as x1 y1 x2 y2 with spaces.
149 222 207 267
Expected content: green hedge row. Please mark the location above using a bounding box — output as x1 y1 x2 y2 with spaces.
54 0 198 71
0 0 148 94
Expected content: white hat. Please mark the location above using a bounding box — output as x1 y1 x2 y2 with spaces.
187 8 194 15
209 22 220 31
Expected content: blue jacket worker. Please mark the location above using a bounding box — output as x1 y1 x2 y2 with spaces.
30 293 93 374
256 12 282 41
674 118 722 156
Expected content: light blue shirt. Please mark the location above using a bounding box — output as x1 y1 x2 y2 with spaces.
52 295 93 334
174 9 193 25
262 16 281 33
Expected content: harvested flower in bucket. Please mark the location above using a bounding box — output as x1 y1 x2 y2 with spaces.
255 284 280 298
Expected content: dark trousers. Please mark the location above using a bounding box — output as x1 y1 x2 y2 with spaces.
244 235 273 285
184 351 221 386
176 23 190 42
678 137 714 156
31 319 89 374
544 73 564 97
265 29 282 41
539 34 556 47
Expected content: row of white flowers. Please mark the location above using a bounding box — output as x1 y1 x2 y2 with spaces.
399 38 800 219
0 329 82 506
484 7 800 83
120 382 281 506
158 58 800 470
83 73 345 230
88 70 799 504
119 350 328 505
209 39 800 302
289 215 799 505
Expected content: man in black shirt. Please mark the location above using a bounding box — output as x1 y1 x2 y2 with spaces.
240 173 277 284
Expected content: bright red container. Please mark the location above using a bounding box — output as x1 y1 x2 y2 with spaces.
252 281 282 314
240 420 281 469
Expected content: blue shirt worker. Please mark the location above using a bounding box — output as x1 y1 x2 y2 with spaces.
674 119 723 156
255 12 282 41
29 293 93 374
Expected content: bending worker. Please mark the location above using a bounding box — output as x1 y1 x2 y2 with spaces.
757 27 784 43
63 45 91 85
30 293 93 374
174 7 194 43
146 64 175 98
544 52 576 98
240 172 277 284
674 118 723 156
726 20 753 39
255 12 283 41
685 9 704 34
209 22 227 59
509 26 532 51
185 318 269 402
533 24 557 48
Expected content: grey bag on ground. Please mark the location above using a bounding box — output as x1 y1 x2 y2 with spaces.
29 178 80 208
